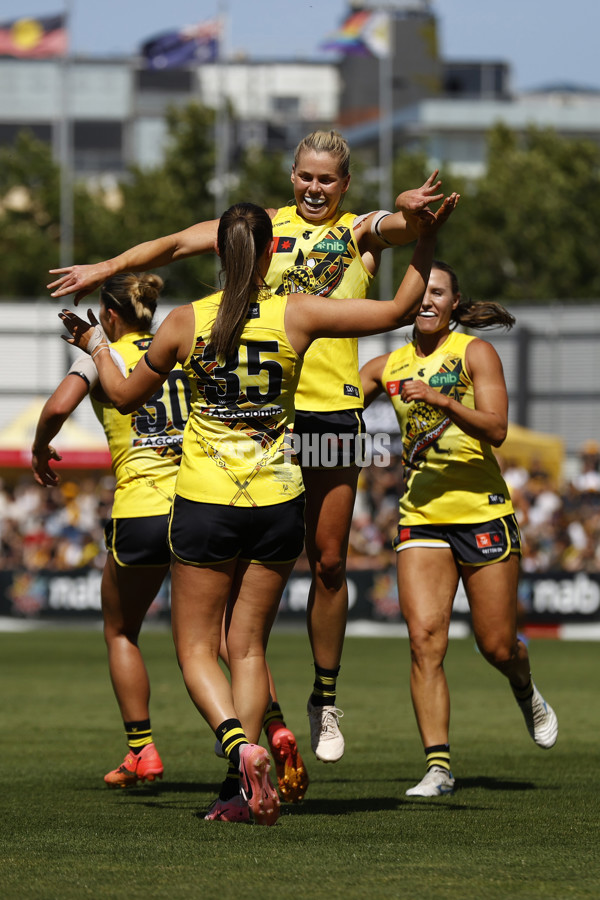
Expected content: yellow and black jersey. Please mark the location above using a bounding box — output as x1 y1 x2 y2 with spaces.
267 205 372 412
382 331 514 526
91 332 190 518
175 289 304 507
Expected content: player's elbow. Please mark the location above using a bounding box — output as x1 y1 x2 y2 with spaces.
489 423 508 448
115 399 139 415
111 390 140 415
46 401 72 422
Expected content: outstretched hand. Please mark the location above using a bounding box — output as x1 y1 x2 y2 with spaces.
395 170 444 213
48 261 111 306
408 192 460 236
59 308 108 355
32 444 62 487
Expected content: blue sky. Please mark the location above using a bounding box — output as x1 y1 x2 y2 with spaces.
2 1 598 92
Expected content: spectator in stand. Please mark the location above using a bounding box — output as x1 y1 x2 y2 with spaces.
572 440 600 493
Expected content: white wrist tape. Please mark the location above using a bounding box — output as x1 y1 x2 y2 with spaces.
87 324 109 354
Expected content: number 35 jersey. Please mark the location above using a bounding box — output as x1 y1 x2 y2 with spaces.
91 332 191 518
176 290 304 508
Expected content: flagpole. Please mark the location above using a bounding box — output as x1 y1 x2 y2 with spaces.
59 0 74 268
378 9 394 301
214 0 230 282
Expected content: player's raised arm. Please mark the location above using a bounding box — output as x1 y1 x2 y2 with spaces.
355 170 446 253
59 305 190 413
48 219 220 305
286 193 459 352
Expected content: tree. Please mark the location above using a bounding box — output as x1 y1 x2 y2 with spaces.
0 131 60 297
438 124 600 302
3 116 600 302
232 144 293 209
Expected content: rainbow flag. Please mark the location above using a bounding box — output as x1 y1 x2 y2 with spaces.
321 11 373 56
321 10 390 58
0 14 67 58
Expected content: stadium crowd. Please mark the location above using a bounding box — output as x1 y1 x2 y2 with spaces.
345 444 600 574
1 441 599 575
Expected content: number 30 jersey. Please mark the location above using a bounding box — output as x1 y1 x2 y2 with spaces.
176 289 304 508
91 332 191 518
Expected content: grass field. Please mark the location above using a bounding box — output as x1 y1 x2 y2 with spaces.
0 626 598 900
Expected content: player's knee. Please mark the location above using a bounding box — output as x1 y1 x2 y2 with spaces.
408 624 448 667
315 552 345 591
479 639 518 670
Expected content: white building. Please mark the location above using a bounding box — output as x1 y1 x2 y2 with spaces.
345 87 600 179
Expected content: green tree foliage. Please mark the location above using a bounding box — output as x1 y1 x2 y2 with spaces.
112 103 221 299
438 124 600 301
0 131 121 298
371 149 468 300
229 144 292 209
0 133 57 296
2 114 600 302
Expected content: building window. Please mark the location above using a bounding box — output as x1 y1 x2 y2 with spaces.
136 69 194 92
271 96 300 118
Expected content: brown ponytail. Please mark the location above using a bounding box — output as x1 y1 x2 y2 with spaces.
433 260 516 331
210 203 273 361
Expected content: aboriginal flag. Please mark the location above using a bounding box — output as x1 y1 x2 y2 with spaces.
141 20 220 69
0 14 67 58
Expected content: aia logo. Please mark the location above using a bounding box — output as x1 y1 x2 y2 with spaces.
476 532 501 549
387 377 412 397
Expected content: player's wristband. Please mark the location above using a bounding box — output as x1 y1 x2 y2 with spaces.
371 211 393 244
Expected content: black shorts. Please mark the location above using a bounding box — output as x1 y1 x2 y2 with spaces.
292 409 365 469
168 493 306 566
393 513 522 566
104 515 171 568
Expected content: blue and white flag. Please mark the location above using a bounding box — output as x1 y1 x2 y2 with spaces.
141 20 220 69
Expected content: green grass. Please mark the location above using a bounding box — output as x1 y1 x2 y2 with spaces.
0 627 598 900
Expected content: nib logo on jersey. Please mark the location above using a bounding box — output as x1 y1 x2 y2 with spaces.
429 371 459 388
312 237 348 254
